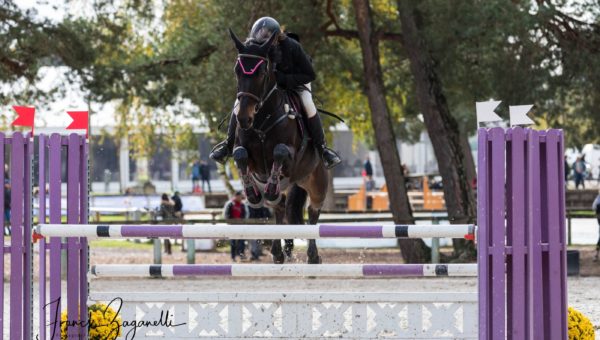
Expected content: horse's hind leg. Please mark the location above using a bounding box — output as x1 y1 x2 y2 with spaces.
270 196 286 264
264 144 292 204
285 184 307 261
284 239 294 259
233 146 263 207
305 164 328 264
307 206 322 264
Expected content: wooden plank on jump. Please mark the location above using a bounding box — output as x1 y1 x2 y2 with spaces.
89 292 479 339
527 129 544 339
9 132 24 340
0 133 4 335
48 133 63 339
544 130 567 340
66 134 82 339
507 127 528 338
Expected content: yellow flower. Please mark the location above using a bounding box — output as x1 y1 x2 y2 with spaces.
60 303 122 340
568 307 595 340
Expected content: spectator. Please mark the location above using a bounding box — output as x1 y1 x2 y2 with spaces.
363 156 373 177
593 191 600 261
248 206 271 261
564 156 570 182
191 160 201 191
573 156 586 189
158 193 175 254
365 175 376 191
365 175 376 210
159 193 176 219
103 169 111 193
199 160 211 193
223 191 248 261
401 163 410 177
4 180 10 235
172 191 183 219
597 159 600 185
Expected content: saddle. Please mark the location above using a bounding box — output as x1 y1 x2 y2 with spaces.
284 90 309 144
283 90 310 157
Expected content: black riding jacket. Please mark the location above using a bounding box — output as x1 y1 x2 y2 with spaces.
274 37 315 90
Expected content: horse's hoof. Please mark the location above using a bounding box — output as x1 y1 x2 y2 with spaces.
307 255 322 264
264 182 280 202
244 187 263 207
247 198 264 209
272 253 285 264
264 195 282 207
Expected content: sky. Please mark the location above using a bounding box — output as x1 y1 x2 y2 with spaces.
6 0 116 129
5 0 202 131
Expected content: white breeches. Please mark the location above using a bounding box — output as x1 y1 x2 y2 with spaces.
298 83 317 118
232 83 317 118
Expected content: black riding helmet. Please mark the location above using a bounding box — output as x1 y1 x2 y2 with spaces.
249 17 281 43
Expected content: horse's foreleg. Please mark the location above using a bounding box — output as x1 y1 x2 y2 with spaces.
270 198 286 264
232 146 263 208
264 143 292 204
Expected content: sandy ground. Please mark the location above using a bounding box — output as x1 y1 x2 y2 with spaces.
4 245 600 338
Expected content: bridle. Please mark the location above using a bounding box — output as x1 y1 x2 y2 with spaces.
234 52 288 174
235 53 278 114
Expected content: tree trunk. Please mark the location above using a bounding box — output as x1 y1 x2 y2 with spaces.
398 0 476 260
353 0 430 263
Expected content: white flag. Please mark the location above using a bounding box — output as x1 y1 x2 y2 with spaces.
476 101 502 125
509 105 534 126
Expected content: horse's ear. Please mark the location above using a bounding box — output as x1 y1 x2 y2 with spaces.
229 28 245 52
259 31 278 54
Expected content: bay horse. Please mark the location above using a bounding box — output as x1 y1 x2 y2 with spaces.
228 29 327 264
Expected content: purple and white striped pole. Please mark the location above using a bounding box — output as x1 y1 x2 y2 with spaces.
36 223 476 239
90 263 478 278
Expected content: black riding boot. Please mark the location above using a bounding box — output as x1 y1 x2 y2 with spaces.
306 114 341 169
209 114 237 164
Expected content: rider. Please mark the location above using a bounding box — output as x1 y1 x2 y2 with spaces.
210 17 341 169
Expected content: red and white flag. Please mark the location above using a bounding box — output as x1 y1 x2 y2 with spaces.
10 105 35 134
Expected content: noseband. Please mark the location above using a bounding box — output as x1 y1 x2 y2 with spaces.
235 54 277 113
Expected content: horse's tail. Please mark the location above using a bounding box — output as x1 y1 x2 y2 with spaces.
286 184 308 224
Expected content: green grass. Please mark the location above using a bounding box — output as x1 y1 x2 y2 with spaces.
89 239 154 249
34 214 152 224
568 210 596 217
90 215 152 223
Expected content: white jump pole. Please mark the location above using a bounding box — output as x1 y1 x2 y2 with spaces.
36 223 476 240
90 263 478 278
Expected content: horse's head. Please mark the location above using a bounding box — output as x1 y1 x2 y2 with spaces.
229 28 278 130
